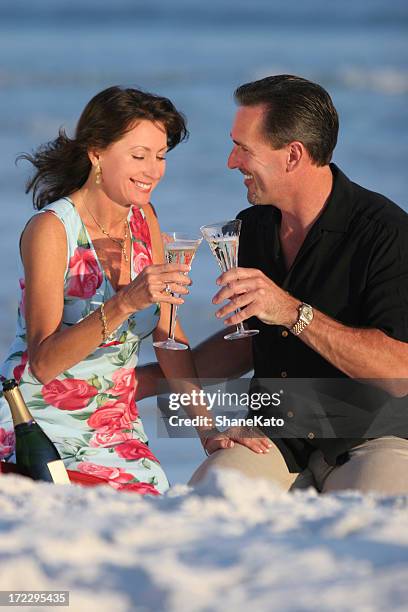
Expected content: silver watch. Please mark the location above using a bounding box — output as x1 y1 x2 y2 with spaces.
291 303 314 336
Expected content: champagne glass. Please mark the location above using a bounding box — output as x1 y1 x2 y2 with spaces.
153 232 202 351
200 219 259 340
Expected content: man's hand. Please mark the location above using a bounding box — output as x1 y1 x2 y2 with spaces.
212 267 298 328
201 426 272 455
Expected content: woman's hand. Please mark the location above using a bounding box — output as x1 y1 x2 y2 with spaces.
200 430 234 455
201 426 272 455
118 263 191 316
224 425 273 453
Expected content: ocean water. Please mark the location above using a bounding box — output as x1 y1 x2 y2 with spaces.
0 0 407 483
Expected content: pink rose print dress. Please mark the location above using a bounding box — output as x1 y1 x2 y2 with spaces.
0 198 167 495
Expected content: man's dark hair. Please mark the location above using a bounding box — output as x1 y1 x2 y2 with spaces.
234 75 339 166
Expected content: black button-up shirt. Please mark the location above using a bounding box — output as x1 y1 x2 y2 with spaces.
238 164 408 471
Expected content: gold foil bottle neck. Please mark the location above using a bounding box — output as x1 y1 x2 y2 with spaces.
2 379 33 426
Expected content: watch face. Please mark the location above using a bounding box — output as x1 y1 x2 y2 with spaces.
300 304 313 323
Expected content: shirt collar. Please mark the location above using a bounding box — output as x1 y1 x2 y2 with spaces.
316 163 356 233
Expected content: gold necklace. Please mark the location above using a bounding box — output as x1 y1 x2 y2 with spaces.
79 191 130 263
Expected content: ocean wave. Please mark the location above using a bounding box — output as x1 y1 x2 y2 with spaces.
0 0 407 28
3 65 407 96
0 68 199 90
254 66 408 95
340 67 408 94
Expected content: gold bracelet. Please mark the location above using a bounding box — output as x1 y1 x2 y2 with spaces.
99 303 109 343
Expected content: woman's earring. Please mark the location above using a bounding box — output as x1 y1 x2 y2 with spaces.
95 161 102 185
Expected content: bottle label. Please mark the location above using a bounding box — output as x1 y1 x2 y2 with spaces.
47 460 70 485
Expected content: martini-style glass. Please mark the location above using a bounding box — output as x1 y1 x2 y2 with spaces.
153 232 202 351
201 219 259 340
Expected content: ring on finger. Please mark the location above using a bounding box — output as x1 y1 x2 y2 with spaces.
164 283 171 294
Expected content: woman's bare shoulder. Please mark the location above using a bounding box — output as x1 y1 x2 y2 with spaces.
20 210 67 263
22 209 66 236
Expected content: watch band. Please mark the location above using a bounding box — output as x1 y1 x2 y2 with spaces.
290 302 314 336
291 318 309 336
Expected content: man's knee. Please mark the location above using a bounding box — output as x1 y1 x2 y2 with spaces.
319 438 408 495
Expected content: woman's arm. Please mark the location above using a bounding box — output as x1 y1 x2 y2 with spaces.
21 211 190 384
135 329 253 400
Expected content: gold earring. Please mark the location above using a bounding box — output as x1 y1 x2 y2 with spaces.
95 162 102 185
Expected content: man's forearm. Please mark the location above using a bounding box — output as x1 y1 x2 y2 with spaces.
212 267 408 397
300 308 408 397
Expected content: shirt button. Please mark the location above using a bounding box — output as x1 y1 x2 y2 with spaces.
281 330 289 338
307 432 315 439
281 371 288 378
287 411 294 418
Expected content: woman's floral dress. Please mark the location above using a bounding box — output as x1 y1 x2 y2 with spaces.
0 198 168 495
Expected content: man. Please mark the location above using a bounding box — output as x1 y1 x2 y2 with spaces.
188 75 408 494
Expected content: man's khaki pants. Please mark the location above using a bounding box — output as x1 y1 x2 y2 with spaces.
188 437 408 494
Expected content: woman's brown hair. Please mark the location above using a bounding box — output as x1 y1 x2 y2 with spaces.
18 86 188 209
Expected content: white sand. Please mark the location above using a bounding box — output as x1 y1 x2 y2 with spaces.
0 470 408 612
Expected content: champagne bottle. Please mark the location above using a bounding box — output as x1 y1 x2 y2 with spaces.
2 379 70 484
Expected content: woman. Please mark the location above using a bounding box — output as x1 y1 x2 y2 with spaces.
0 86 233 495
